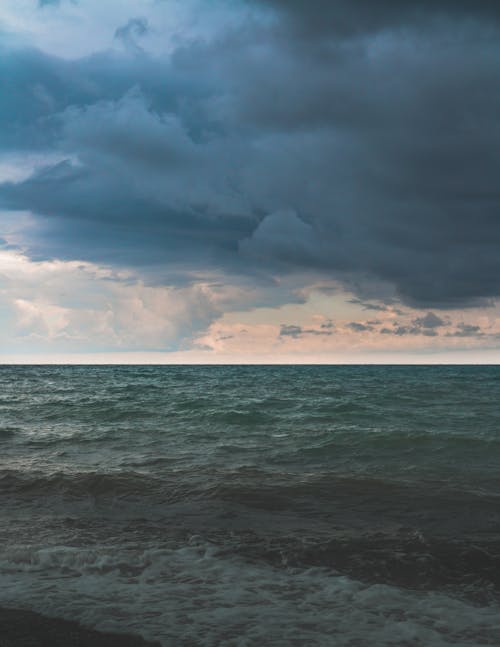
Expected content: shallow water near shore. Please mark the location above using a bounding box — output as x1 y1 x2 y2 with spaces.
1 365 499 645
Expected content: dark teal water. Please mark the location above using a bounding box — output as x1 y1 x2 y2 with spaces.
1 366 499 645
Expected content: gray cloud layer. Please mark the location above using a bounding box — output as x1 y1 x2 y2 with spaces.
1 0 499 307
258 0 500 37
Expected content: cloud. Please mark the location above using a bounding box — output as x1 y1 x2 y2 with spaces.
348 300 387 312
343 310 464 337
240 210 321 268
446 323 484 338
0 249 222 352
279 324 302 338
412 312 447 329
347 299 391 312
0 0 500 316
380 324 437 337
347 322 374 332
115 18 150 53
1 87 256 272
257 0 500 38
377 311 449 336
279 323 333 338
196 300 500 358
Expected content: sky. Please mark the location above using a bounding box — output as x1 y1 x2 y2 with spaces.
0 0 499 363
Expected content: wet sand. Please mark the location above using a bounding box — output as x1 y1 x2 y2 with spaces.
0 608 160 647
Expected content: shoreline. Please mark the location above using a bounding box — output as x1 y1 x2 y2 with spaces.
0 607 160 647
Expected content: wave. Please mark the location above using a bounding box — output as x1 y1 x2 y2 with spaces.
3 532 499 600
2 466 499 520
0 470 166 499
1 530 500 642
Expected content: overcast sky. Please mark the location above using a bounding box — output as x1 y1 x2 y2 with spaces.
0 0 499 362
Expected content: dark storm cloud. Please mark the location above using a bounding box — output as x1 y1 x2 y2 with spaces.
1 0 500 307
0 46 209 151
232 4 500 307
0 48 253 270
258 0 500 37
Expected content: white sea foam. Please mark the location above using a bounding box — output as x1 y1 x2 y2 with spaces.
1 539 499 646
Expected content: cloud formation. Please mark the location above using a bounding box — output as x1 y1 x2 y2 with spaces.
0 0 499 356
279 323 333 338
412 312 447 329
446 323 484 338
0 248 223 353
258 0 500 38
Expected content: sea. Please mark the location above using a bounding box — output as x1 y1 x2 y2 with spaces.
0 365 499 646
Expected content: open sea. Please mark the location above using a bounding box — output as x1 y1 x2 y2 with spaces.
0 365 499 646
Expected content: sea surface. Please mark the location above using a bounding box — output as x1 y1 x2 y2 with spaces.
0 365 499 646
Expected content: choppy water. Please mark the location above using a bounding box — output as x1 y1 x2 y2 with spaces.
1 365 499 645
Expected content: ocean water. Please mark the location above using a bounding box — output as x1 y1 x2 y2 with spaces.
0 365 499 646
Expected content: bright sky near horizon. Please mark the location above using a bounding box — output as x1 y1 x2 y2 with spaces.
0 0 499 363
